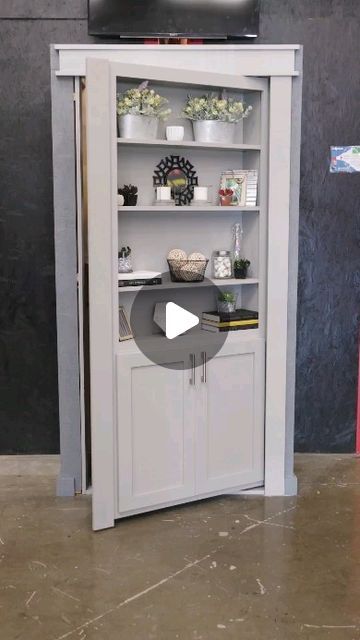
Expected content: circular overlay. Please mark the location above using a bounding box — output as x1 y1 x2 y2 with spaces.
129 272 230 370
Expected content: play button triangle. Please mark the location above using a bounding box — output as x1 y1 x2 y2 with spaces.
165 302 199 340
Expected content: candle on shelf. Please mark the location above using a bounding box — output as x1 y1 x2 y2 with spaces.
194 186 208 202
156 186 171 201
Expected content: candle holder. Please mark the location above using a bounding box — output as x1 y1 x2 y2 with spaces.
219 188 233 207
155 185 175 207
191 185 212 207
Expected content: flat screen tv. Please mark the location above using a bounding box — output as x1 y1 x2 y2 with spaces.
88 0 260 39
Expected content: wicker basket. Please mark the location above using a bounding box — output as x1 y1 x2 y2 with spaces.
167 259 209 282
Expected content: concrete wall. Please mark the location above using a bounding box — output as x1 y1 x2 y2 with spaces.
0 0 358 453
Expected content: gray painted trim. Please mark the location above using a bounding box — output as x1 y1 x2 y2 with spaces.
50 46 82 496
284 47 303 495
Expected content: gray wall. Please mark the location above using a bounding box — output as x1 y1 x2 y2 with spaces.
0 0 358 453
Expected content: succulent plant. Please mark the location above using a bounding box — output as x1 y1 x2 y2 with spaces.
218 291 236 303
118 184 138 206
119 246 131 258
234 258 250 269
118 184 138 197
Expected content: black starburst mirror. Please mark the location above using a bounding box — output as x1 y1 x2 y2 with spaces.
153 155 198 206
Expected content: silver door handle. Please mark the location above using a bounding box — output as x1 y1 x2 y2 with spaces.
190 353 196 385
201 351 207 383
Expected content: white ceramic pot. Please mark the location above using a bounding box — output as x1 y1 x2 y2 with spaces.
192 120 236 144
118 114 159 140
166 125 185 141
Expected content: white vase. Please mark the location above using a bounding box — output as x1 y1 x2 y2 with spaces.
192 120 236 144
118 114 159 140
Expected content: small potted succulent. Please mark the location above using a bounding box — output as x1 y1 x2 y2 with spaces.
118 184 138 206
118 246 132 273
183 91 252 144
219 188 233 207
234 258 250 279
117 81 171 140
217 291 238 314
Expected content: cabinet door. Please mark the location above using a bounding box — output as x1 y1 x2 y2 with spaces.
116 351 195 513
196 340 265 494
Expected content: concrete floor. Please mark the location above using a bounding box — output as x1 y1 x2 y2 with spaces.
1 455 360 639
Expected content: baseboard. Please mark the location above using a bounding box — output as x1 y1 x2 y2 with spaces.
56 473 76 497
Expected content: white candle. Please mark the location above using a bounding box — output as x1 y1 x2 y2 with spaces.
194 186 208 201
156 186 171 201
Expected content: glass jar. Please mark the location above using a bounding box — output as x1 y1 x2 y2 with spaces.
118 247 132 273
213 250 232 279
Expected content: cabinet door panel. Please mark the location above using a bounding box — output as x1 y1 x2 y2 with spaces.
196 340 265 493
117 352 195 513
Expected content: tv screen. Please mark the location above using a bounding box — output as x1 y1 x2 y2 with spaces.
88 0 260 39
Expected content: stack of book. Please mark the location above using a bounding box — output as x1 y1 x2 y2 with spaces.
201 308 259 332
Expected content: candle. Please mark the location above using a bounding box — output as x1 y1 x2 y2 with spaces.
194 186 208 201
156 186 171 201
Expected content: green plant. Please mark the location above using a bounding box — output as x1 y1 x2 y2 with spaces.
183 92 252 123
218 291 236 303
119 246 131 258
117 81 171 120
118 184 138 197
234 258 250 269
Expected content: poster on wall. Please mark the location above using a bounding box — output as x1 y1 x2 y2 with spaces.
330 146 360 173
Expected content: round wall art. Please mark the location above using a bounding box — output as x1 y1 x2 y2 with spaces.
153 155 198 206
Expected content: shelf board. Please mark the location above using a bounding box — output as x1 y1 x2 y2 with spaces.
116 328 261 356
117 138 261 152
118 277 259 293
118 205 260 213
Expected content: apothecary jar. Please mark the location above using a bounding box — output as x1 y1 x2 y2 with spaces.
213 250 232 279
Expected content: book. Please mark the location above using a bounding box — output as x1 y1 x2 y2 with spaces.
118 270 162 287
202 308 259 323
119 306 133 341
202 318 259 328
201 322 258 333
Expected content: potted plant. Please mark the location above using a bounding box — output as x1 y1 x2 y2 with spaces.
234 258 250 279
218 188 233 207
118 184 138 206
117 81 171 140
217 291 238 314
118 246 132 273
183 92 252 144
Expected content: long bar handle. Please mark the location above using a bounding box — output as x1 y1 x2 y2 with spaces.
190 353 196 385
201 351 207 383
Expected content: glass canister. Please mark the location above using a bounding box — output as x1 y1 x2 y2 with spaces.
118 246 133 273
213 250 232 279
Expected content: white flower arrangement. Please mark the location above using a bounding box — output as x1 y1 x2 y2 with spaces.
117 81 171 120
183 93 252 123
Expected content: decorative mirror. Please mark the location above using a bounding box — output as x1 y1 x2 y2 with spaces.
153 155 198 205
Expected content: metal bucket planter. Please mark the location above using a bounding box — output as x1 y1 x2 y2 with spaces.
192 120 236 144
118 114 159 140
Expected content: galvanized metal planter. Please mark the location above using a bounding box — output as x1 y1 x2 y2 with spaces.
118 114 159 140
192 120 236 144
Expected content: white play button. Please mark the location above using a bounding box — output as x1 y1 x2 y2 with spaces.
154 302 199 339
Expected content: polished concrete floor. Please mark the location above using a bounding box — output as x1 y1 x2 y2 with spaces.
1 454 360 639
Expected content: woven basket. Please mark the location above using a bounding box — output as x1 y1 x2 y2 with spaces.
167 259 209 283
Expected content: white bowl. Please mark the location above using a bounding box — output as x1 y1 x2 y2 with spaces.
166 126 185 142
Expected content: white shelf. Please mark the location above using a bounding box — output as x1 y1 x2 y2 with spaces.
117 328 261 356
119 205 260 213
118 277 259 293
117 138 261 152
